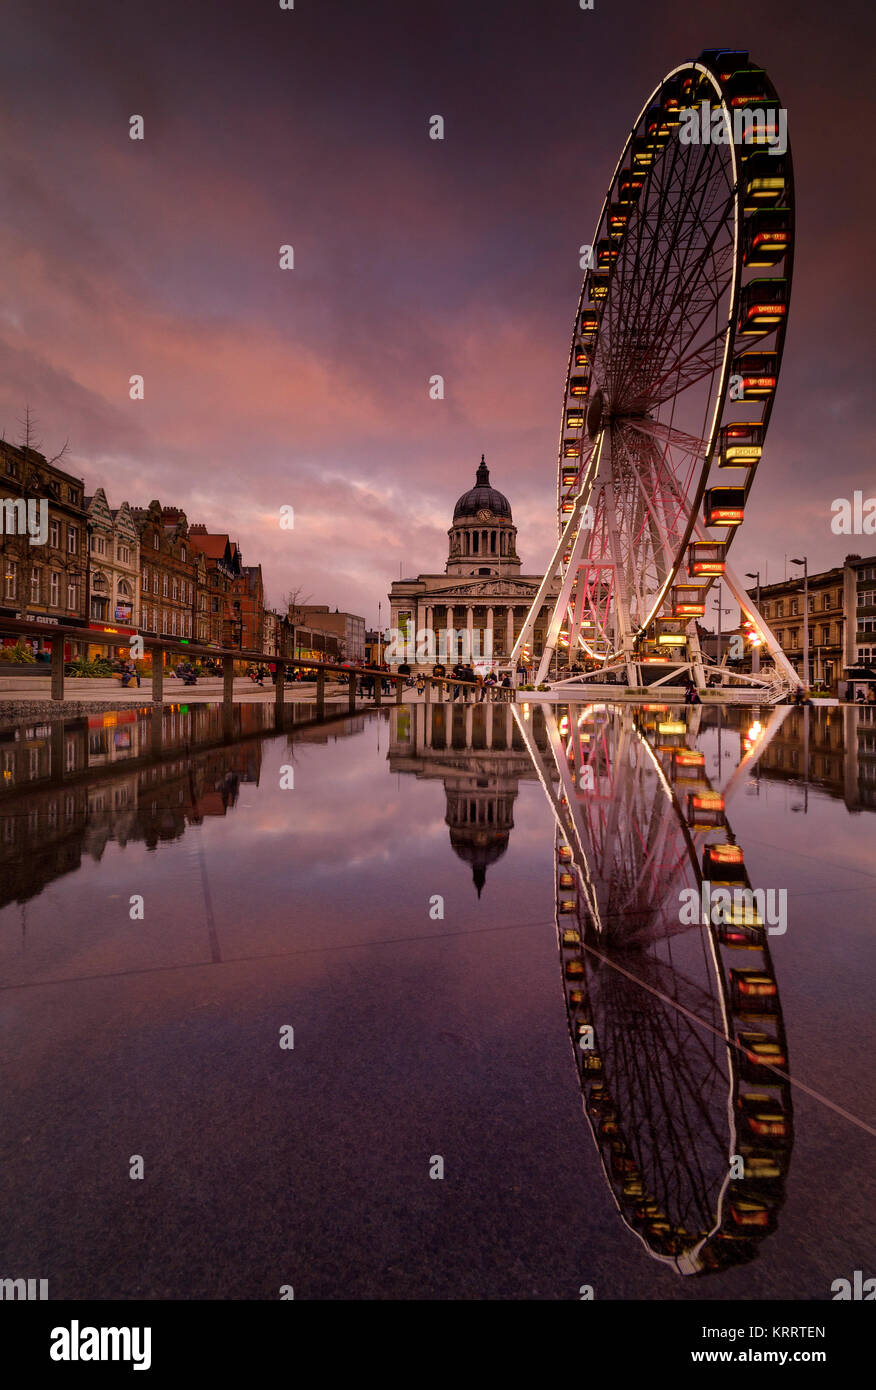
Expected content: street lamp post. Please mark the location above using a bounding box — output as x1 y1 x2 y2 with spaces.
791 557 809 688
712 585 732 668
745 570 761 674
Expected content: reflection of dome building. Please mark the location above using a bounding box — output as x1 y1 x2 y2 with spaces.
387 701 548 897
446 784 515 897
388 455 560 665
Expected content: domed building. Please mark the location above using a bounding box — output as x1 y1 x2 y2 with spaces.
388 455 560 665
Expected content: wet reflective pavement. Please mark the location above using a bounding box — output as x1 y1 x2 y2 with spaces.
0 700 874 1299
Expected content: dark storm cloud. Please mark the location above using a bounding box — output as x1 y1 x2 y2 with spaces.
1 0 873 617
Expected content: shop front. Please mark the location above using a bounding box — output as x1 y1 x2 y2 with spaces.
86 616 139 662
1 612 91 660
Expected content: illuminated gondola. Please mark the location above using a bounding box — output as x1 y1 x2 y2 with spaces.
738 278 788 335
687 541 726 577
718 422 763 468
743 209 791 267
704 487 746 527
742 153 787 209
731 351 777 400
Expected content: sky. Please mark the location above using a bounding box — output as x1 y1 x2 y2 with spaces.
2 0 874 624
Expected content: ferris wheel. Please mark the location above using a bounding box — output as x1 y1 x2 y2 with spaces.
515 50 798 691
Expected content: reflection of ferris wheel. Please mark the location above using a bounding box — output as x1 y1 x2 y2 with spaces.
516 702 793 1273
515 50 797 692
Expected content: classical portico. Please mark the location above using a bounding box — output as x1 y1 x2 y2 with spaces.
388 456 560 667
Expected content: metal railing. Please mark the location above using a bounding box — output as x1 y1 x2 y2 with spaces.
0 616 513 709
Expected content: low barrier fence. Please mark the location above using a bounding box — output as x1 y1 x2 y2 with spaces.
0 616 515 709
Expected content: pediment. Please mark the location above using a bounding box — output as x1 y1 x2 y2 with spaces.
429 579 539 599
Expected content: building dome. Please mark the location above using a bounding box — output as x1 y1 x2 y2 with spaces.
453 456 512 521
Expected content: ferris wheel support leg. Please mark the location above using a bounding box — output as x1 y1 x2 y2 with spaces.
603 480 640 687
721 561 801 687
511 498 585 676
529 496 594 685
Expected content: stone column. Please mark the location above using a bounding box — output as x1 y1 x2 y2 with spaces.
506 605 515 655
486 607 494 663
485 701 494 746
466 606 474 663
465 703 473 749
445 605 454 665
426 605 433 664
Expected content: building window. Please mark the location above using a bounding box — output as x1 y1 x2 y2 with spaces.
776 601 784 617
171 610 177 636
142 566 149 591
118 544 130 564
181 545 187 562
49 519 60 548
172 577 178 601
162 574 168 597
67 526 78 554
808 595 815 611
67 581 77 609
152 572 159 594
4 561 17 599
153 533 160 550
820 625 830 645
790 598 798 615
50 571 60 607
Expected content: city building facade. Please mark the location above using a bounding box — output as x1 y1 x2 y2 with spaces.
292 605 365 661
134 502 197 649
0 439 89 655
746 554 876 693
85 488 140 659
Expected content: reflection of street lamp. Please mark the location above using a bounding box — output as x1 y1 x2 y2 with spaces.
791 556 808 686
745 570 761 674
